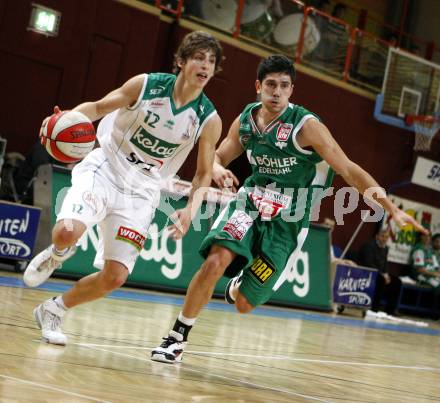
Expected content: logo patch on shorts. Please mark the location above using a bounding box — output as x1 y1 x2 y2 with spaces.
82 191 103 215
116 226 146 251
250 255 275 284
222 211 253 241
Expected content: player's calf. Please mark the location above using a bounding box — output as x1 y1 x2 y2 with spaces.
235 293 254 314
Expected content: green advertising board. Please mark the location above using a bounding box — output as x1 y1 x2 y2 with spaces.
49 167 331 310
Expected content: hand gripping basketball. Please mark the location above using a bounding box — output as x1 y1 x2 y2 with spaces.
40 107 96 163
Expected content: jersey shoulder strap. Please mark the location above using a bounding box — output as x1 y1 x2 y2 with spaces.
142 72 176 101
288 103 321 123
239 102 260 124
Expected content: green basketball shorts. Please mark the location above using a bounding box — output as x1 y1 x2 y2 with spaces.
199 193 309 307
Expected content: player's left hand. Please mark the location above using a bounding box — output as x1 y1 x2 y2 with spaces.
391 208 429 234
212 165 239 193
167 207 191 240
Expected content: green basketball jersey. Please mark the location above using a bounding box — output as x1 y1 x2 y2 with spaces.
411 243 439 281
238 102 334 221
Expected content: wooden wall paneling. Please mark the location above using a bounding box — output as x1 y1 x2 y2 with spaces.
0 0 5 31
119 10 163 80
151 19 174 73
95 0 131 44
57 0 99 108
0 53 62 154
83 35 123 102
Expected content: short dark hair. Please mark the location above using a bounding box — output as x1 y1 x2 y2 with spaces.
432 233 440 242
173 31 223 75
257 55 296 83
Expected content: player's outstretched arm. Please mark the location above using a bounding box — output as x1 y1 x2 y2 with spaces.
71 74 145 121
212 116 243 192
43 75 145 129
167 114 222 240
299 118 428 233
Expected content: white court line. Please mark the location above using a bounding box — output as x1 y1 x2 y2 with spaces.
81 345 330 403
0 374 110 402
186 352 440 372
74 342 440 372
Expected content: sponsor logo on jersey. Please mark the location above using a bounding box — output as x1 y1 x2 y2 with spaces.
126 152 163 173
149 85 165 95
276 123 293 141
164 119 175 130
240 134 251 146
116 226 146 251
181 115 198 140
199 105 205 114
250 255 275 284
275 141 288 150
254 155 298 168
414 252 423 265
150 100 164 108
131 126 179 158
222 211 253 240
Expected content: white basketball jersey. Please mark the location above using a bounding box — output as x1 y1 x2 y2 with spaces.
96 73 217 193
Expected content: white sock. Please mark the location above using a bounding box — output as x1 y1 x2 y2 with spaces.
178 312 196 327
54 295 67 310
53 245 69 257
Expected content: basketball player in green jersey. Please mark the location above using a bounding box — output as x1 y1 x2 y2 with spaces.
23 31 223 345
152 55 427 363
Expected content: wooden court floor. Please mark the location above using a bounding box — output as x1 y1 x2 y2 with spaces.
0 272 439 402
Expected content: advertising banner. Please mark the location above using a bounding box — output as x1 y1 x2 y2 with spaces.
333 264 377 308
411 157 440 192
0 201 41 261
382 195 440 264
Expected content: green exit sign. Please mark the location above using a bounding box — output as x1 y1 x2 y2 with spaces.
28 3 61 37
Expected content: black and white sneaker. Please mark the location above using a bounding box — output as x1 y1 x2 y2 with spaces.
151 331 187 364
224 271 243 304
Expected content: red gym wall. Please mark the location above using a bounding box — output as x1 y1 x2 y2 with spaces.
0 0 438 253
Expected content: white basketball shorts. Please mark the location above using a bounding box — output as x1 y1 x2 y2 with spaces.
57 149 158 273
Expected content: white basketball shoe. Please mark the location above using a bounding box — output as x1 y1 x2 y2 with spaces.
151 330 187 363
24 245 77 287
34 298 68 345
224 271 243 304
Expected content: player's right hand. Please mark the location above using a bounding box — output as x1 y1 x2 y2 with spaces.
40 106 62 138
212 165 239 193
391 208 429 234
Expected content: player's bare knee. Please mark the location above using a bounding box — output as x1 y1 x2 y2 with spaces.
200 254 227 283
100 263 129 291
101 271 128 291
52 226 77 247
52 219 85 247
235 294 254 314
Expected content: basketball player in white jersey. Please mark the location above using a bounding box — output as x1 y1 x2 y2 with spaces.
23 31 223 345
